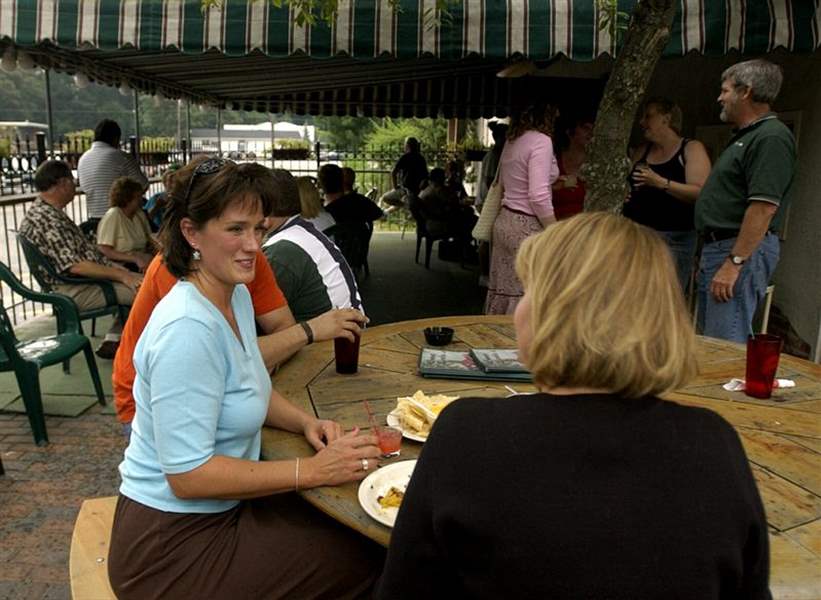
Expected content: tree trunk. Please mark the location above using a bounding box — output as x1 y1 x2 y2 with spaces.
583 0 677 213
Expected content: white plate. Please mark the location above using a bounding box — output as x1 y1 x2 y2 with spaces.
357 459 418 528
386 408 427 442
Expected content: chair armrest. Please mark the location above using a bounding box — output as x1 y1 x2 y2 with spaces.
52 273 119 307
45 292 82 334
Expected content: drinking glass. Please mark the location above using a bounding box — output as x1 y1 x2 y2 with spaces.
745 334 783 399
334 332 361 374
375 426 402 457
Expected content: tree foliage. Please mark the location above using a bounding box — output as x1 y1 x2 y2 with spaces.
313 116 375 149
201 0 455 27
364 118 447 154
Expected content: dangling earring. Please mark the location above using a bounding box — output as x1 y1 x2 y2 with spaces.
192 248 201 261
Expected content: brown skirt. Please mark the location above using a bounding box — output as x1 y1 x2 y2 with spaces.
108 494 384 600
485 207 543 315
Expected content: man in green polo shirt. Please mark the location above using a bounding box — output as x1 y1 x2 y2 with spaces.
695 59 795 343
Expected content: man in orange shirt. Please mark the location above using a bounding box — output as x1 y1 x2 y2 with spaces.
113 251 366 430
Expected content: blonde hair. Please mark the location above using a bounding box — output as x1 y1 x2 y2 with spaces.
515 212 697 398
296 176 322 219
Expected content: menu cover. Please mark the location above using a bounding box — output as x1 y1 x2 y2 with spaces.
469 348 528 374
418 348 532 382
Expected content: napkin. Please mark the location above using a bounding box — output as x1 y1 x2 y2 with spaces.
722 378 796 392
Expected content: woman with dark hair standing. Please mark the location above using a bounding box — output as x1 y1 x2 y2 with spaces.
624 98 712 293
485 103 560 315
108 158 382 599
551 114 594 220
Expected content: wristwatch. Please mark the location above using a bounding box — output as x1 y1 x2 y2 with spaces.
729 254 747 266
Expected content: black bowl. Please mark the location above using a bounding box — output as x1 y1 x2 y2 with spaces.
424 326 454 346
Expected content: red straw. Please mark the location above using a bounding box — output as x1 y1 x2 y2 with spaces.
363 399 377 431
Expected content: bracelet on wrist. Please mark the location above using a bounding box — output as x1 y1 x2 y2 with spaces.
299 321 314 345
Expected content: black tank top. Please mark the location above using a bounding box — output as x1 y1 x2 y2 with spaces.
623 140 694 231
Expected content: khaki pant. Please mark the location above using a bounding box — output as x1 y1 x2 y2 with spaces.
54 282 135 338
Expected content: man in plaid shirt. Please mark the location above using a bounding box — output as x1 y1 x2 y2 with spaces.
18 160 142 358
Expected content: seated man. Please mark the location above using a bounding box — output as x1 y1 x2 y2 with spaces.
379 137 429 211
112 160 367 434
263 168 364 322
319 164 383 270
418 168 478 240
18 160 141 359
342 166 357 194
319 164 383 225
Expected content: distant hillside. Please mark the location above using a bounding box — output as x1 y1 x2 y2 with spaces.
0 69 273 141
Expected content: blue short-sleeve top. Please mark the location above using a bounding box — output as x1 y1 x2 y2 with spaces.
118 281 272 513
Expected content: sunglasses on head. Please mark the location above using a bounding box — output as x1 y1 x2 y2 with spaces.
182 157 234 205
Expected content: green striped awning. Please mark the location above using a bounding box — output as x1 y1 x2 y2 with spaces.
1 1 819 117
2 0 819 60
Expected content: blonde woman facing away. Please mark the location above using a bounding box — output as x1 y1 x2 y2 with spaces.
378 213 770 599
296 175 335 233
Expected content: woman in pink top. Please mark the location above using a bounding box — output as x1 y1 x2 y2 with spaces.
485 104 560 314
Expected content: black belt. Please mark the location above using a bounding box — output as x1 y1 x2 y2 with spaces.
701 228 739 243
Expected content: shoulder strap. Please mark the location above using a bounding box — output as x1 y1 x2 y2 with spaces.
676 138 690 167
639 144 652 162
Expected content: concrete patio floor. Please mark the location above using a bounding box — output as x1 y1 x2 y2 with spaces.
0 231 486 599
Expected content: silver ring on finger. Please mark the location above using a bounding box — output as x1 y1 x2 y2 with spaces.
361 458 369 471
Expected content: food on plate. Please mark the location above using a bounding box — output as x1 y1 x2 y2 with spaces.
377 486 405 509
394 390 459 437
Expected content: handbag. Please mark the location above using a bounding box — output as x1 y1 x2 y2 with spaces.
472 167 503 242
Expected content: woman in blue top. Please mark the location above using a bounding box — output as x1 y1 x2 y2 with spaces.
108 159 383 599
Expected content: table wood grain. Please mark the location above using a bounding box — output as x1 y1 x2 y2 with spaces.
261 316 820 599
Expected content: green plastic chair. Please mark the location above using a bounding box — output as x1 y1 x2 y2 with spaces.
14 231 126 337
0 261 106 446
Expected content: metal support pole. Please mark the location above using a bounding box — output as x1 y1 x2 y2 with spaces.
269 113 275 167
186 100 192 158
133 90 141 145
35 132 47 163
217 108 223 157
44 70 55 150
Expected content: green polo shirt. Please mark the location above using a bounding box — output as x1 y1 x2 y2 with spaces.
695 114 795 233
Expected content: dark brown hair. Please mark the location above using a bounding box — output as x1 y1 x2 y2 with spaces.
159 158 277 278
109 177 145 208
507 103 558 140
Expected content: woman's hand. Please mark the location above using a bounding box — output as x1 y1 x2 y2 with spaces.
130 252 153 272
303 418 343 451
631 165 666 189
302 428 381 487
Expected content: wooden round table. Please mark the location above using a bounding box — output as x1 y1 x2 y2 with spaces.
261 316 821 599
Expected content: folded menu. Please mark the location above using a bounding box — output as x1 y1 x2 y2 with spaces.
418 348 532 381
469 349 528 374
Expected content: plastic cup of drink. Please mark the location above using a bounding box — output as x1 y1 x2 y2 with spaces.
375 426 402 457
334 332 361 374
745 334 783 399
